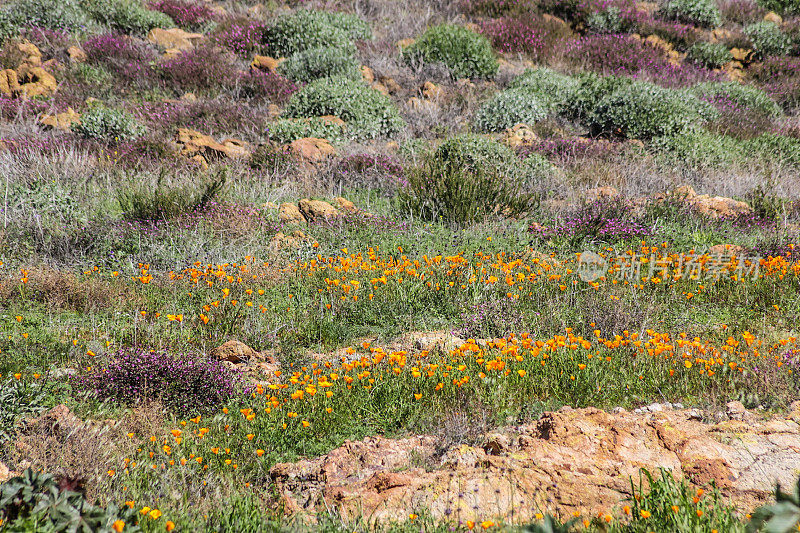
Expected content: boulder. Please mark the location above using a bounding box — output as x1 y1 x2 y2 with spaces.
585 186 620 202
286 137 336 165
210 340 257 364
360 65 375 84
279 202 306 224
67 46 87 63
176 128 251 161
421 81 443 100
298 198 340 223
147 28 205 51
708 243 745 256
501 123 538 148
40 108 81 131
0 460 13 483
271 406 800 523
252 55 281 72
395 38 415 49
763 11 782 24
335 197 357 213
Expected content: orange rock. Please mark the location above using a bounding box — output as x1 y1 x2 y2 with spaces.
210 340 257 364
176 128 250 160
279 203 306 224
67 46 87 63
286 137 336 166
40 108 81 131
147 28 205 51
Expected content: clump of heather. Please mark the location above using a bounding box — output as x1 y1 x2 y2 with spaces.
238 68 299 104
533 196 651 243
209 17 269 57
0 95 51 121
136 98 263 134
751 237 800 261
148 0 214 28
539 0 643 27
83 33 157 84
74 348 242 414
752 57 800 109
478 16 545 55
562 33 720 87
636 17 702 48
518 137 628 165
160 45 240 92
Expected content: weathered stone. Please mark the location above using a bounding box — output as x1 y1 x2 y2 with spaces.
360 65 375 84
67 46 87 63
252 55 281 72
40 108 81 131
147 28 205 51
335 197 357 213
286 137 336 165
501 123 538 148
763 11 782 24
271 406 800 523
176 128 250 160
421 81 443 100
210 340 257 364
298 199 340 223
279 203 306 224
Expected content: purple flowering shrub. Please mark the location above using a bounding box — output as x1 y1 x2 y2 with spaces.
562 33 720 87
209 17 269 57
479 16 544 55
238 69 299 104
532 196 651 243
148 0 215 28
752 57 800 109
75 348 242 414
718 0 766 23
136 98 264 135
83 33 158 85
518 137 628 165
159 45 240 92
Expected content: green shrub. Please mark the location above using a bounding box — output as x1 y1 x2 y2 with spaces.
266 116 346 144
563 72 634 122
402 23 499 79
283 76 404 140
0 469 142 532
318 10 372 40
686 41 731 68
590 81 717 139
72 105 145 142
277 44 360 83
508 67 580 111
744 133 800 167
0 0 89 33
745 21 792 57
399 134 552 224
658 0 722 27
262 10 354 57
756 0 800 15
82 0 174 35
474 88 549 132
691 81 783 116
650 129 742 168
586 6 631 33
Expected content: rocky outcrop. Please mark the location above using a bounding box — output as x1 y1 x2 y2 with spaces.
210 340 257 364
286 137 336 166
668 185 753 219
39 108 81 131
271 406 800 524
298 199 340 223
0 40 57 99
176 128 250 165
147 28 206 56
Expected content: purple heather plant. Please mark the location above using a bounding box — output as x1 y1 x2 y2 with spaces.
83 33 158 84
518 137 628 164
326 153 406 192
752 57 800 109
74 347 242 414
533 196 652 242
562 33 721 87
209 17 269 57
135 98 263 135
237 68 299 104
148 0 215 28
159 45 240 92
478 16 546 56
718 0 766 23
461 0 534 17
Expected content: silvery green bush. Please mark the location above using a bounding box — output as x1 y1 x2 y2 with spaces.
283 76 404 140
691 81 782 116
403 23 498 79
590 81 718 139
72 105 145 142
658 0 722 27
745 21 792 57
474 88 549 132
278 45 361 83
